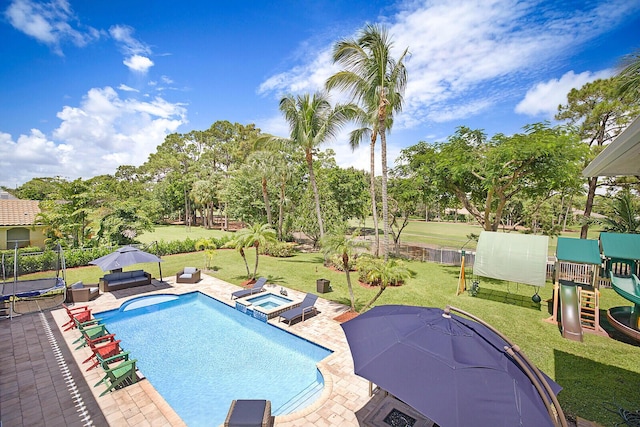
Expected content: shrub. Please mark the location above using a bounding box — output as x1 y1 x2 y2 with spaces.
260 241 297 257
326 253 357 272
355 254 384 285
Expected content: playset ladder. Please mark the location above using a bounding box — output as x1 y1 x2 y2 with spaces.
579 288 598 331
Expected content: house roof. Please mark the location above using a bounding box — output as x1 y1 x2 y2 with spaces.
583 114 640 177
0 200 41 226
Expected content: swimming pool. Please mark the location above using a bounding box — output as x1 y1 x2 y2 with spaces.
97 292 331 426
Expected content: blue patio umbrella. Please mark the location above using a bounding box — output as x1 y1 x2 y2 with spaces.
89 246 163 280
341 305 566 427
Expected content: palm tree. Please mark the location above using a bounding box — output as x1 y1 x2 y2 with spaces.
321 231 369 312
235 223 277 279
618 50 640 99
600 189 640 233
360 258 411 313
279 92 356 239
326 24 409 259
225 234 252 278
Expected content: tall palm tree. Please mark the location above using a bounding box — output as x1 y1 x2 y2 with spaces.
235 223 277 279
279 92 356 239
326 24 408 259
321 231 369 312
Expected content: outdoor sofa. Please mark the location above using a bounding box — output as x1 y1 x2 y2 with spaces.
99 270 151 292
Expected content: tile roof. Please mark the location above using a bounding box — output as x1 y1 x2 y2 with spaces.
0 200 41 226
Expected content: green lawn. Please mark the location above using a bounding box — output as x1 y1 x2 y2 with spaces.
21 221 638 425
353 218 603 254
136 224 233 244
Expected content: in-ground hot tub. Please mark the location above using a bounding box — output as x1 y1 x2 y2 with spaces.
235 291 301 321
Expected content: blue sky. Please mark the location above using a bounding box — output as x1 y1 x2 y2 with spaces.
1 0 639 189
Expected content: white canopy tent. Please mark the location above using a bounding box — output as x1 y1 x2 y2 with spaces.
473 231 549 287
583 115 640 177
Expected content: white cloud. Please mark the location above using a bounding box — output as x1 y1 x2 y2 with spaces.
109 25 150 56
258 0 640 129
123 54 154 73
4 0 101 55
515 69 613 117
109 25 154 73
0 87 187 187
118 84 139 92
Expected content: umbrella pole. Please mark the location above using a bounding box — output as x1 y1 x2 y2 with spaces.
158 262 163 282
445 305 568 427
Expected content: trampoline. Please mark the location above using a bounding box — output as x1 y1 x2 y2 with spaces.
1 246 67 318
0 277 66 301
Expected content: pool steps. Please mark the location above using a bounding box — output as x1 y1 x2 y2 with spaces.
274 381 324 415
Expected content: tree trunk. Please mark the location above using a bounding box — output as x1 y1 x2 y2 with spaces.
344 255 356 312
253 244 259 279
306 150 324 239
224 202 229 231
370 135 380 257
380 130 390 261
581 176 598 239
278 180 285 241
562 195 573 232
239 248 250 278
360 284 386 313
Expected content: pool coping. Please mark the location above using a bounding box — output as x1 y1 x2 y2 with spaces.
52 274 377 426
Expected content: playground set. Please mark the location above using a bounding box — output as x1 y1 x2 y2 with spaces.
465 231 640 343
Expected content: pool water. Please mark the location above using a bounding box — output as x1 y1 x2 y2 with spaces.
97 292 331 426
246 293 293 309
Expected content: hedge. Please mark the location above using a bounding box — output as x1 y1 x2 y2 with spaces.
0 236 233 276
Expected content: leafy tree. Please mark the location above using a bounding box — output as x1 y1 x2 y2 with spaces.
224 163 270 225
599 189 640 233
321 230 369 312
556 77 640 238
234 223 277 279
292 177 346 247
387 175 423 254
96 201 154 245
360 258 411 313
5 177 66 200
408 124 584 231
327 23 408 259
279 92 356 239
324 166 370 223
